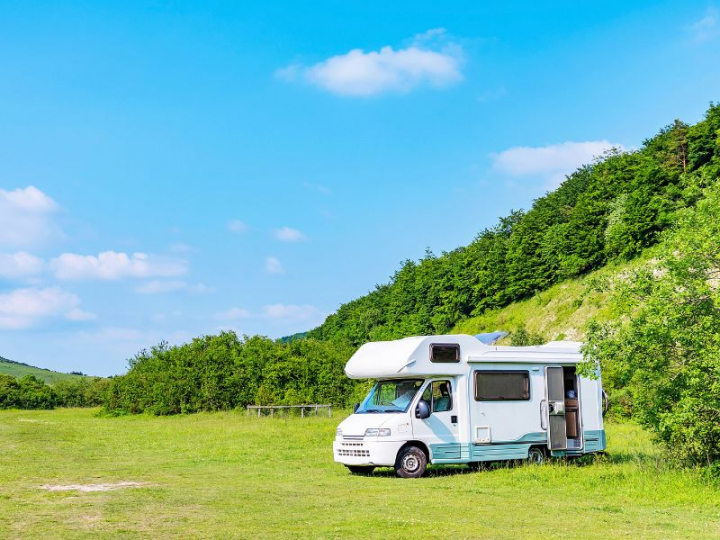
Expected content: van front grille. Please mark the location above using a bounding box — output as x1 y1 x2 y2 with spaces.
338 448 370 457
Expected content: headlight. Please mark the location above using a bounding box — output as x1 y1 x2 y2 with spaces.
364 428 391 437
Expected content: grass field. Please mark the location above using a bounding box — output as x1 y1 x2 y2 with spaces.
1 409 718 539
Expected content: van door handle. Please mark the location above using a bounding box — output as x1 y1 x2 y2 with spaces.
540 400 547 430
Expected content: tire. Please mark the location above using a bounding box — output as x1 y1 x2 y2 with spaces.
527 446 547 465
395 445 428 478
346 466 375 475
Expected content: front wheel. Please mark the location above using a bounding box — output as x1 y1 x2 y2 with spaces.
527 446 547 465
346 466 375 475
395 445 427 478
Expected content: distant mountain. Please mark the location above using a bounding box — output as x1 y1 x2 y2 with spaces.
0 356 92 384
279 332 308 344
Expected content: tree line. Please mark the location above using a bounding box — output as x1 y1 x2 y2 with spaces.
5 104 719 470
0 375 109 410
308 107 720 346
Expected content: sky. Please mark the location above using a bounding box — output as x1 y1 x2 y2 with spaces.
1 0 719 376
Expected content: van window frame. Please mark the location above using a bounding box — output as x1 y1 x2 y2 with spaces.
473 370 531 401
421 379 454 412
429 343 461 363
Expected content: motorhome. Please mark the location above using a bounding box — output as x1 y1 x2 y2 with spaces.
333 333 606 478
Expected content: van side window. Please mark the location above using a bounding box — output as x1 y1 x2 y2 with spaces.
431 380 453 412
474 371 530 401
430 343 460 363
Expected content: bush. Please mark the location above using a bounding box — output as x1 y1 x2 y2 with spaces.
103 333 359 415
584 181 720 467
0 375 56 409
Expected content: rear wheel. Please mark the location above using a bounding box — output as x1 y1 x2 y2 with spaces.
395 445 427 478
346 465 375 475
527 446 547 465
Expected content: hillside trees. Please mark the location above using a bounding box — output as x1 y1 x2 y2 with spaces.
309 104 720 346
584 181 720 467
104 104 720 433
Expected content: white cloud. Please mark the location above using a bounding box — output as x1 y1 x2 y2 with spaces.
262 303 321 322
214 307 251 320
278 29 463 97
0 287 91 329
227 219 248 234
477 86 507 102
169 242 193 254
50 251 187 281
189 283 215 294
79 327 146 342
135 280 215 295
274 226 307 242
0 186 62 248
0 252 45 279
265 256 284 274
135 280 188 294
302 182 331 195
65 308 97 322
492 140 623 188
688 8 719 43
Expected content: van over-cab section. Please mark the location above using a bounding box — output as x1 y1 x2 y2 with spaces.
333 334 606 478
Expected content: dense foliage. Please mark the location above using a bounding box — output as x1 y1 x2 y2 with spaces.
584 182 720 468
309 105 720 346
104 334 360 414
0 374 108 409
103 104 720 444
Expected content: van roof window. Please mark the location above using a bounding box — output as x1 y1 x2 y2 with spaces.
430 343 460 363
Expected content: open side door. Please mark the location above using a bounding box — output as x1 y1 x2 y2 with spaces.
545 366 567 451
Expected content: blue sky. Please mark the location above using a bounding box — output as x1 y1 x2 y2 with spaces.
1 1 719 376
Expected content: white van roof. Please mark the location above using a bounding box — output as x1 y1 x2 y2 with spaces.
344 334 583 379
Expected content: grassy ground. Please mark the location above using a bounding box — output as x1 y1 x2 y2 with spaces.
1 409 718 539
0 358 90 384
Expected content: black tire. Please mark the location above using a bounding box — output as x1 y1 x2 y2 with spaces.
527 446 547 465
395 445 427 478
346 466 375 475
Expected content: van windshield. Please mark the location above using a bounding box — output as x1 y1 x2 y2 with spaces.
355 379 424 414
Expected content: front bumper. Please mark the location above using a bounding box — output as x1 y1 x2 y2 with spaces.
333 439 405 467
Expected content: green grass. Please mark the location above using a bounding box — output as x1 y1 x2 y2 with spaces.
1 409 718 539
0 357 91 384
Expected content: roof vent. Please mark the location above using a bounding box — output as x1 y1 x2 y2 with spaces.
475 331 508 345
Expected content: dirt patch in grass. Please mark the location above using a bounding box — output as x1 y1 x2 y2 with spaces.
39 481 148 492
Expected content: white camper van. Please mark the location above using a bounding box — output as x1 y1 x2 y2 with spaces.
333 334 606 478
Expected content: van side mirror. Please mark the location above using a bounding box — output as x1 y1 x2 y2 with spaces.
353 403 360 413
415 399 431 419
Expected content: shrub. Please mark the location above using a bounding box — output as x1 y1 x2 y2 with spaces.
584 181 720 467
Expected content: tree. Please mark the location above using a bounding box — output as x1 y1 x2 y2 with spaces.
583 183 720 467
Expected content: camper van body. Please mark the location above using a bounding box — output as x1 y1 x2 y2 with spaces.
333 334 605 477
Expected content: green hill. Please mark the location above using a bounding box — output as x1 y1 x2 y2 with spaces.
308 107 720 346
0 356 90 384
103 103 720 424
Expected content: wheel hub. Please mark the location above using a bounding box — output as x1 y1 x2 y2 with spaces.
403 454 419 471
